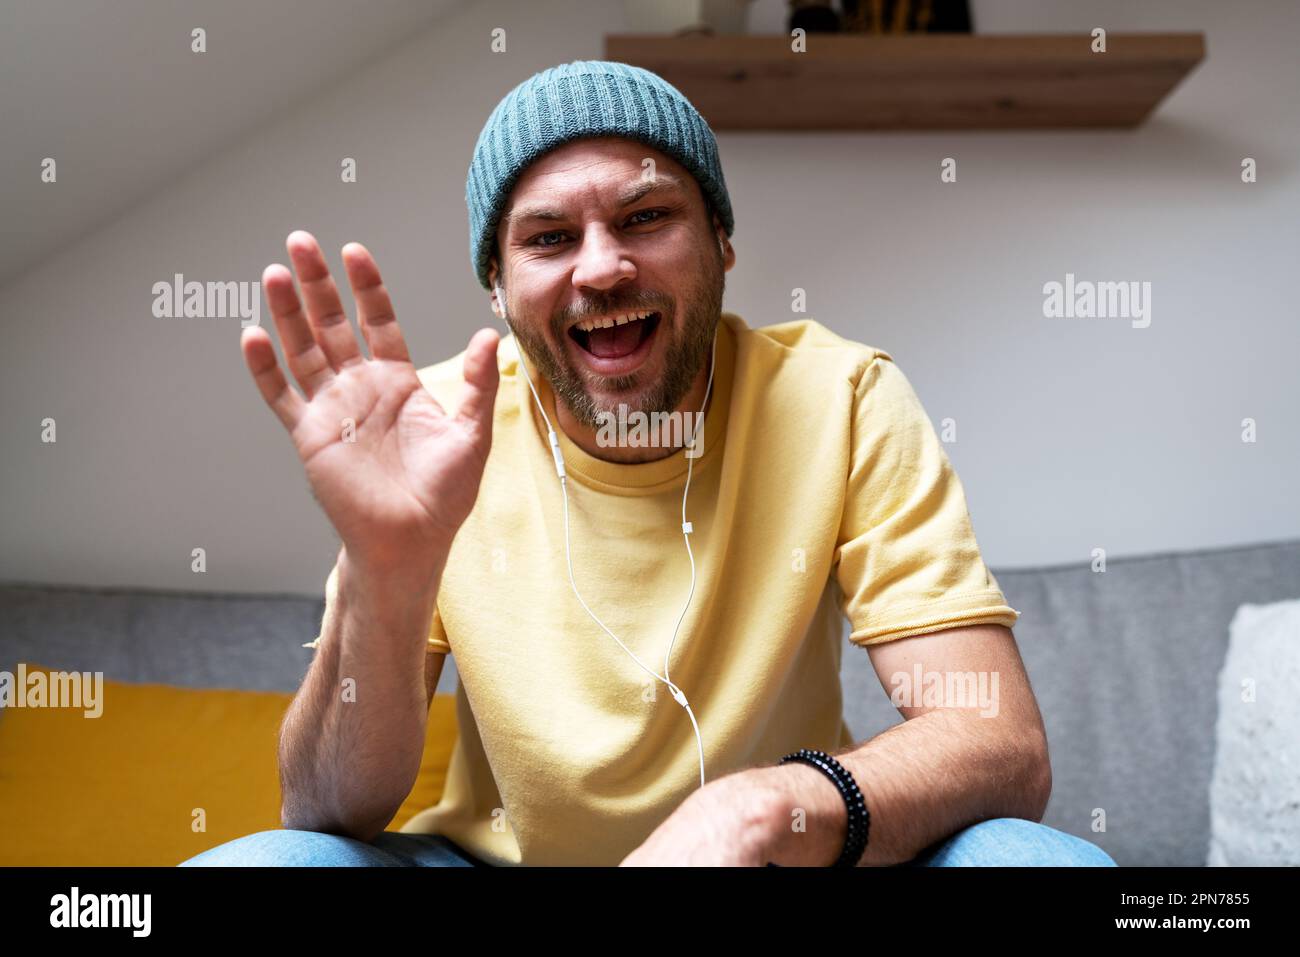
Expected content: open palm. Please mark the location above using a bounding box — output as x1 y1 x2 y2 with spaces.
241 231 499 572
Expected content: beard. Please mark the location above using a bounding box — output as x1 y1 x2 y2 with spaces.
505 243 725 430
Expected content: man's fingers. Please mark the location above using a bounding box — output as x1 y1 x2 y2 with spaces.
241 325 306 432
263 263 335 398
286 230 364 371
454 328 500 438
342 242 411 363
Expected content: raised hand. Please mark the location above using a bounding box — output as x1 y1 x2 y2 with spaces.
241 230 499 576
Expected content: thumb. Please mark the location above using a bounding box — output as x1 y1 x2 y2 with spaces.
455 327 500 438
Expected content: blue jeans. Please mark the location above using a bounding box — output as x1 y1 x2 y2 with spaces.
901 817 1116 866
179 818 1115 867
180 830 488 866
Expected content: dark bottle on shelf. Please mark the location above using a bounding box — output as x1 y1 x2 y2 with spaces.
788 1 841 33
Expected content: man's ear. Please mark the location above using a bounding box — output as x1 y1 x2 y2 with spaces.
488 258 503 317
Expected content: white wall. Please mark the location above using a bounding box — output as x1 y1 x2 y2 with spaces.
2 0 1297 594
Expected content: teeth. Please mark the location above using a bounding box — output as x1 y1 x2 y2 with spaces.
573 310 654 333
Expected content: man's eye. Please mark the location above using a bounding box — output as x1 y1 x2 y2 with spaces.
529 210 664 247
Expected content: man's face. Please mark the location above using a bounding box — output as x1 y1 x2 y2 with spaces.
490 136 731 428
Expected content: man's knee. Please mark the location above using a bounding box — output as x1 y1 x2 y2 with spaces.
178 828 397 867
917 817 1117 867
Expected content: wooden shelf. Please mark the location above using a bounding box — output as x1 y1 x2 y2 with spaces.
603 33 1205 130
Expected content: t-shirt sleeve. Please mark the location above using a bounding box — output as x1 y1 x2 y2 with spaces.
835 354 1019 647
426 605 453 656
302 559 453 656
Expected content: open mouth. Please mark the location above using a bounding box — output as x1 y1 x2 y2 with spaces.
566 310 665 377
568 311 662 362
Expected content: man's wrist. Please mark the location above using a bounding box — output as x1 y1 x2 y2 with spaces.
751 763 848 866
339 541 446 593
337 547 444 649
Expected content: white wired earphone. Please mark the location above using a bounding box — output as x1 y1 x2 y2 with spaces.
493 260 719 790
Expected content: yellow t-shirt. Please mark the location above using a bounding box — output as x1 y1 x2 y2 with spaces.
318 311 1018 865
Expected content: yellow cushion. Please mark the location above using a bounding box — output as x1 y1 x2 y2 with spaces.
0 664 458 866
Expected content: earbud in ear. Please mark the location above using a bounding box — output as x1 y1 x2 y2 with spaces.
493 282 507 321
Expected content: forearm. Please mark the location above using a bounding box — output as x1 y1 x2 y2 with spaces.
278 547 444 840
757 709 1051 866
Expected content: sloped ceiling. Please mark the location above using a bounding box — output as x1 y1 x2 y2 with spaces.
0 0 466 288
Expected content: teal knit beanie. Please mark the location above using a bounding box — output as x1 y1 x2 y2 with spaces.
466 60 734 290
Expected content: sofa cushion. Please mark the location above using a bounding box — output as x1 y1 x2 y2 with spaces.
1207 598 1300 865
0 664 458 866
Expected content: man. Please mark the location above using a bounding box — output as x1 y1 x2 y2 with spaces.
183 61 1114 867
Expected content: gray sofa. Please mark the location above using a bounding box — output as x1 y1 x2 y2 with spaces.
4 537 1298 866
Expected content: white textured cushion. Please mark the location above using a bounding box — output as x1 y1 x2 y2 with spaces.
1207 598 1300 865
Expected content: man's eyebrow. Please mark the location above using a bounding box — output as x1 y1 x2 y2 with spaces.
502 175 687 231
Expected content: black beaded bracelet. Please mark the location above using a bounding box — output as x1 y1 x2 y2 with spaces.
777 748 870 867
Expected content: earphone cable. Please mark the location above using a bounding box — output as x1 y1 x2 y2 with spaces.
504 306 716 789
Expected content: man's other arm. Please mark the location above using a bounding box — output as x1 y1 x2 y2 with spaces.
759 623 1051 866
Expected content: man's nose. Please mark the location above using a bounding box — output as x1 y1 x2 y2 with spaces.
570 226 635 292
